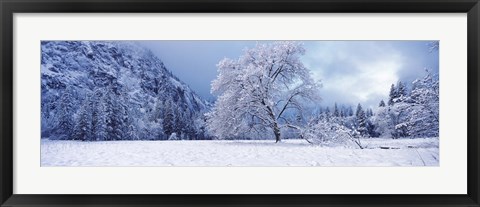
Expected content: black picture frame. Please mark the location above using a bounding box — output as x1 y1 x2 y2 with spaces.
1 0 479 206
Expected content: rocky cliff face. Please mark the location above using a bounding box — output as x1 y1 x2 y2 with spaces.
41 41 210 140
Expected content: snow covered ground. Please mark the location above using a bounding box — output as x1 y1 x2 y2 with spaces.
41 138 439 167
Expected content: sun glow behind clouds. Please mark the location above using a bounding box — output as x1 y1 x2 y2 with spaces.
302 41 413 108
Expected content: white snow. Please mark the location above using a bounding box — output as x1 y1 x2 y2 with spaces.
41 138 439 167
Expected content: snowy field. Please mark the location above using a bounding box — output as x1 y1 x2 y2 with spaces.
41 138 439 167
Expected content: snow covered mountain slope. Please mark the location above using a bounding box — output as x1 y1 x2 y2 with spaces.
41 41 210 140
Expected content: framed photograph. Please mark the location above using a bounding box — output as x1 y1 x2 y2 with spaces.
1 0 479 206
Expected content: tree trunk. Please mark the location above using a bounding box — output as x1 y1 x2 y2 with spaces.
265 104 281 143
273 122 281 143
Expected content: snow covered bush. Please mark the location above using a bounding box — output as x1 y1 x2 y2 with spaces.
301 120 363 149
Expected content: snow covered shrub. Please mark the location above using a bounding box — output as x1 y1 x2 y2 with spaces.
301 120 363 149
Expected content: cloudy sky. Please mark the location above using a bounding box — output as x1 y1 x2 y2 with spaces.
141 41 438 109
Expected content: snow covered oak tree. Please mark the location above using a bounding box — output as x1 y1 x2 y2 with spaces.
207 41 321 142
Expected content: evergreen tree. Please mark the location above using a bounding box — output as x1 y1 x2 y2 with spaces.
162 100 175 137
104 87 119 140
366 120 377 137
373 105 396 138
127 122 139 140
325 107 331 121
355 103 363 117
397 81 407 99
388 84 396 106
379 100 386 107
125 104 139 140
56 87 75 139
73 97 92 141
104 85 126 140
90 89 107 141
367 108 374 117
333 103 339 117
355 103 368 136
150 100 164 123
174 106 186 139
348 106 354 116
